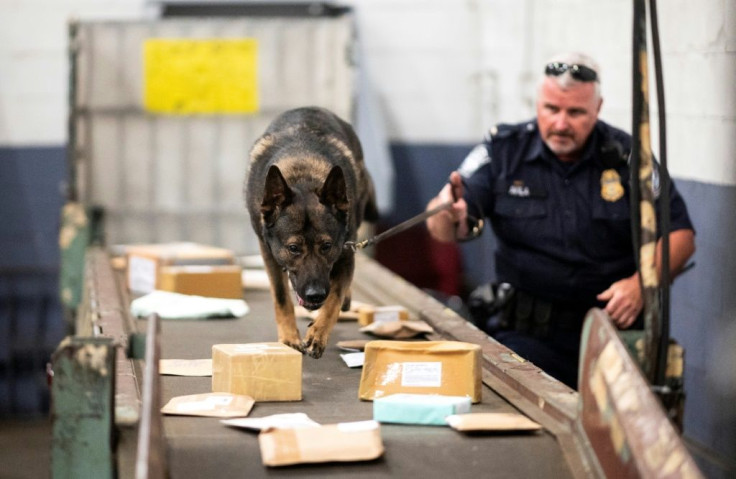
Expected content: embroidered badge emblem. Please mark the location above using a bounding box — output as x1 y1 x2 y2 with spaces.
601 169 624 202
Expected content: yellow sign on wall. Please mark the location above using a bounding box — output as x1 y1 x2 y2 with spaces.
143 38 259 114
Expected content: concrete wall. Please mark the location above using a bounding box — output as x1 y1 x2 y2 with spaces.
1 0 733 474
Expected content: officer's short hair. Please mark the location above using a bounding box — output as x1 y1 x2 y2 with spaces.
542 52 602 98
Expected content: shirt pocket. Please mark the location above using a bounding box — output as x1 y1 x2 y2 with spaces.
590 198 632 257
494 196 547 218
493 195 549 244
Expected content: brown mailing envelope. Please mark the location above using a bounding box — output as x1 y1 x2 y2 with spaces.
359 340 482 403
359 320 433 339
446 413 542 432
161 393 254 418
258 420 384 467
159 359 212 376
294 299 371 322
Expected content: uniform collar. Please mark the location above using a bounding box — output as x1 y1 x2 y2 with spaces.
524 121 544 163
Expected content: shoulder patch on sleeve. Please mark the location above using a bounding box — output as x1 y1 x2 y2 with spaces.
489 122 532 142
489 123 517 140
458 144 491 178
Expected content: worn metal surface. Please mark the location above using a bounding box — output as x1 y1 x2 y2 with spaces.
59 202 90 310
77 247 141 426
51 336 116 479
577 309 703 478
631 0 663 384
135 314 166 479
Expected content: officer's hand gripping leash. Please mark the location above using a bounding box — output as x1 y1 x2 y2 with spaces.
344 175 484 251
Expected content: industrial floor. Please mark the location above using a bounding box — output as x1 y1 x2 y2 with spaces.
0 418 52 479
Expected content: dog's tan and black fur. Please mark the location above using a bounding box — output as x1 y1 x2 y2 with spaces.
245 107 378 358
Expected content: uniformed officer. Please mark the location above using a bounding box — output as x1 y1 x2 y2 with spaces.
426 52 696 388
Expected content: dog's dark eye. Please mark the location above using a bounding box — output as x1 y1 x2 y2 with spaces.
287 244 301 255
320 242 332 253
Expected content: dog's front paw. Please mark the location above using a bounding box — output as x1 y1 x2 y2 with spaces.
286 341 306 354
279 335 305 354
301 336 326 359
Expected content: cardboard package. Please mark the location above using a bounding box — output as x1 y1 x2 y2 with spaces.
212 343 302 401
373 393 471 426
159 359 213 376
358 305 409 326
359 340 482 403
161 393 254 418
126 242 235 294
158 264 242 299
445 412 542 432
360 320 434 339
296 299 371 322
258 420 384 467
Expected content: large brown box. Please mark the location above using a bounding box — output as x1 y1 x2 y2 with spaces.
212 343 302 401
358 340 482 403
125 242 235 294
158 264 242 299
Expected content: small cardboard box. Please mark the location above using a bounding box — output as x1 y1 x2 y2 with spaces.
359 340 482 403
258 420 384 467
126 242 234 294
158 264 242 299
212 343 302 401
357 305 409 326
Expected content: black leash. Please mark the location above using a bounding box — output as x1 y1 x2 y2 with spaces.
345 175 485 251
345 201 453 251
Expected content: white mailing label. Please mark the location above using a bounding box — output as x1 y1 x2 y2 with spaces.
401 362 442 387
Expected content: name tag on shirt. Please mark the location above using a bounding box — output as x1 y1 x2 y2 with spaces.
499 180 547 198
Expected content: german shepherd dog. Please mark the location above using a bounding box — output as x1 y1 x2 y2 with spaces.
245 107 378 358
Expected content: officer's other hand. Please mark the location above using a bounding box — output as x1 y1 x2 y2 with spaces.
596 274 643 329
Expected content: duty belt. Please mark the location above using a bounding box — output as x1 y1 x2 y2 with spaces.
505 291 589 339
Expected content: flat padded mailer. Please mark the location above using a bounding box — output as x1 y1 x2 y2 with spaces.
359 340 482 402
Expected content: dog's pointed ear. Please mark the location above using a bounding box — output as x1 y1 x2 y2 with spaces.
320 165 349 214
261 165 293 225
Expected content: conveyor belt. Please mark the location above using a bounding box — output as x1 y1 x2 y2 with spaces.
59 248 703 479
153 286 573 478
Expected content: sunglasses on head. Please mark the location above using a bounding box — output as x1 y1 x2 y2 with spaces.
544 62 598 82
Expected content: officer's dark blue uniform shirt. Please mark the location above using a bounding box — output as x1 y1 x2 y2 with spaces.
462 119 694 306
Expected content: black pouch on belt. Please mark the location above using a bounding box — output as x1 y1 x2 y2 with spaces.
468 282 515 332
511 291 552 339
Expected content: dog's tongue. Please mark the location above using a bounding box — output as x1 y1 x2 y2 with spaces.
296 293 305 307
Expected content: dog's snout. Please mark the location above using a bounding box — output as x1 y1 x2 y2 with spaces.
304 286 328 305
